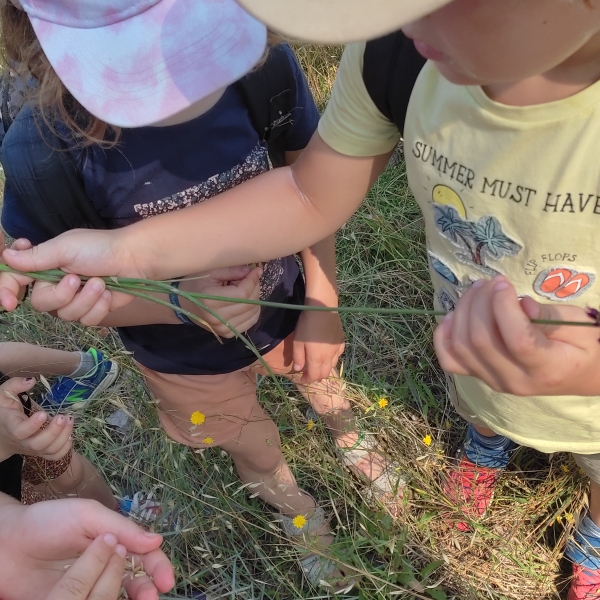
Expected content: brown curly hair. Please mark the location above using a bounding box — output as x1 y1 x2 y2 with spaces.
0 0 281 146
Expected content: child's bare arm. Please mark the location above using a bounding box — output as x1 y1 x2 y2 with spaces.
0 135 390 324
26 265 264 330
97 265 263 333
294 235 345 383
3 134 391 281
281 147 345 382
433 276 600 397
39 453 118 510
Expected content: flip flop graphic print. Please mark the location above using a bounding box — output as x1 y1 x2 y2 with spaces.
539 268 572 294
535 267 594 301
555 273 590 299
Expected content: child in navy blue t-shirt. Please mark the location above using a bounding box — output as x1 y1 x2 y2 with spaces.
0 0 403 587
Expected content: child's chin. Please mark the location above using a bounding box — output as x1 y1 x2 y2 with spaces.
435 62 487 87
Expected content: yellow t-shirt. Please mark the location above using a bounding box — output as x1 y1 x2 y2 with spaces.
320 42 600 454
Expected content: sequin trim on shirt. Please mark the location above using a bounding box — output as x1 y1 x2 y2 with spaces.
132 143 284 299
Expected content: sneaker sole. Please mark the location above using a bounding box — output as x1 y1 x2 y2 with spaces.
82 360 120 403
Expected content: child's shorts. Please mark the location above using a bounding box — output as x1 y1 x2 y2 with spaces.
137 335 296 448
446 374 600 485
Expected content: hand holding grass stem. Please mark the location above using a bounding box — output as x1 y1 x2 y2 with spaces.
0 264 597 328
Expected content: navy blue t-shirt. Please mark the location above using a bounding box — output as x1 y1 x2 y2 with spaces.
3 46 319 375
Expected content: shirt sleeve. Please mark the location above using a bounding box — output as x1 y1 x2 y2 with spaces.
282 45 321 152
318 42 401 157
1 180 49 245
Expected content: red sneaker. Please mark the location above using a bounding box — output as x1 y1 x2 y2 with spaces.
444 454 501 531
568 565 600 600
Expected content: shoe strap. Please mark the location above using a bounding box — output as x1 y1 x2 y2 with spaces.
298 553 339 586
277 505 326 536
345 431 366 451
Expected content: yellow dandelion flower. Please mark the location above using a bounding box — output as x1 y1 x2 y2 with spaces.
202 437 214 445
579 468 586 476
190 411 206 426
292 515 307 530
378 398 389 409
556 515 563 524
565 513 574 524
307 420 314 431
423 434 432 447
561 465 569 473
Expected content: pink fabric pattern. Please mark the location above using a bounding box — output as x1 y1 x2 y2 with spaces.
23 0 266 127
21 0 160 28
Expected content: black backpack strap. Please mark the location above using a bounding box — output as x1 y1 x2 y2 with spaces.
0 454 23 502
0 70 12 136
363 32 426 137
236 44 298 168
1 103 108 239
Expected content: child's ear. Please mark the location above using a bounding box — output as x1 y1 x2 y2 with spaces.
9 0 23 10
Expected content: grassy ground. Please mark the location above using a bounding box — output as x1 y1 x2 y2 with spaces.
0 47 588 599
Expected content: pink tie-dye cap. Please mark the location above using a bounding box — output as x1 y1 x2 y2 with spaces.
19 0 267 127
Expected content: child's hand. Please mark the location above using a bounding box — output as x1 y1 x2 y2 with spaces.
45 533 128 600
28 275 114 326
1 229 140 320
0 235 35 311
3 228 137 279
0 497 175 600
0 377 73 461
0 235 116 323
180 265 263 337
433 276 600 396
292 308 345 383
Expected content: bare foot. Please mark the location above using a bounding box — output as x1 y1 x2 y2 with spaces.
334 429 389 482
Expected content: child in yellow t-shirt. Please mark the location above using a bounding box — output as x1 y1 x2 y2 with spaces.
7 0 600 596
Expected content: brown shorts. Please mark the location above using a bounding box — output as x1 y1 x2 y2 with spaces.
137 335 295 448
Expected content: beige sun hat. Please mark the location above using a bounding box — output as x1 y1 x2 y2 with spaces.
234 0 452 44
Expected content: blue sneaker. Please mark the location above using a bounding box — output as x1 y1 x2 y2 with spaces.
41 348 119 409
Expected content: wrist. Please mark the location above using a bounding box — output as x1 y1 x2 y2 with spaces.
115 226 155 279
168 281 198 325
304 288 339 308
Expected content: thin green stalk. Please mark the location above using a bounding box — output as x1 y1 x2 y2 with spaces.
90 273 288 396
0 264 597 328
138 279 288 394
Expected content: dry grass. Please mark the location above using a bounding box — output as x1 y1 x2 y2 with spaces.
0 45 587 599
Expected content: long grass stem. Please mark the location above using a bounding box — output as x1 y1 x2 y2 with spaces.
0 264 596 328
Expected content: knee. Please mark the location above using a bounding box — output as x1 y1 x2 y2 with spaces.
231 442 283 476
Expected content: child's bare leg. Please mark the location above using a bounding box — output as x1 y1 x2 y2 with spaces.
288 370 387 481
473 424 497 437
35 452 118 510
0 342 81 378
220 404 335 552
590 480 600 526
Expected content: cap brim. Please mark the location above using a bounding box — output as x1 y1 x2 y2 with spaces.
31 0 267 128
235 0 452 43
